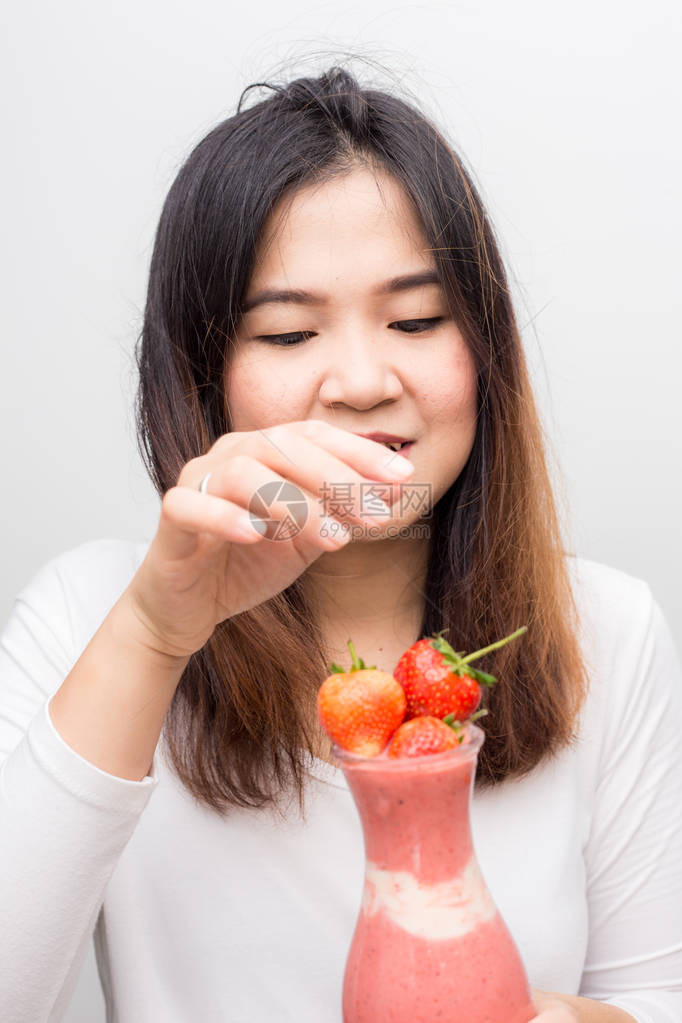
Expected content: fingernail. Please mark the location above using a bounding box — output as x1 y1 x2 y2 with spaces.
379 455 415 479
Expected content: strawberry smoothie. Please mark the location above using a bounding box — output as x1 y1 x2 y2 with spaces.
336 726 535 1023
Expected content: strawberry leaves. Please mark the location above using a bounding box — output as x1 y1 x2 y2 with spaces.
428 626 527 687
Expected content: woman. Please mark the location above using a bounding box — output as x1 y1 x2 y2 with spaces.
1 66 680 1022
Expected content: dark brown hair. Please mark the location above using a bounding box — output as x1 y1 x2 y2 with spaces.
135 64 587 813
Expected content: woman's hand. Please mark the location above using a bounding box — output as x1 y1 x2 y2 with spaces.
126 419 414 660
530 988 580 1021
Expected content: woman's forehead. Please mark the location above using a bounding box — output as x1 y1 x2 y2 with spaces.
247 167 434 296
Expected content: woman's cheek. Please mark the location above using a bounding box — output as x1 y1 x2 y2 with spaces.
225 352 302 430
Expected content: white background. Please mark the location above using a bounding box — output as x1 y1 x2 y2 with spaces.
1 1 680 1018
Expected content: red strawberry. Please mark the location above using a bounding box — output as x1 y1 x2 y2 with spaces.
317 640 407 757
386 715 463 758
393 627 527 721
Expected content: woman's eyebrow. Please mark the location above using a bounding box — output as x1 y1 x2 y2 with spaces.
242 269 441 313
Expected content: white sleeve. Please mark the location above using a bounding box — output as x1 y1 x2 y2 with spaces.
0 552 159 1023
579 589 682 1023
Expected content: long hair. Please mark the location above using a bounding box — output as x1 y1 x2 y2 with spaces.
135 64 588 813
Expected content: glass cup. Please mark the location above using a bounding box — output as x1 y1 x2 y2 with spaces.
334 725 536 1023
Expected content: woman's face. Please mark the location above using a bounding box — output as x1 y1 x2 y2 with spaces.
225 165 478 531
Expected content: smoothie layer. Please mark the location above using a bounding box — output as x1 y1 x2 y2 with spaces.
343 909 535 1023
363 857 497 939
341 744 478 883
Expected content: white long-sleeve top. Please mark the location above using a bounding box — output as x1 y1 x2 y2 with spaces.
1 538 681 1023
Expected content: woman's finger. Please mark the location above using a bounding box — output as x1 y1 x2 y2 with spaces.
156 486 266 560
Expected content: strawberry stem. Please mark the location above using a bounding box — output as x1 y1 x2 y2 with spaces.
459 626 527 666
443 708 488 732
468 708 489 723
329 639 377 675
348 640 363 671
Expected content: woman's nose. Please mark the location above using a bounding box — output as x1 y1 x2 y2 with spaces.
318 332 403 411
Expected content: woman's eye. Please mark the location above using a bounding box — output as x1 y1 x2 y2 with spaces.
256 331 315 347
255 317 443 346
391 317 443 333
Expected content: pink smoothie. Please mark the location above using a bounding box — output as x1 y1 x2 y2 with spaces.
337 728 535 1023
